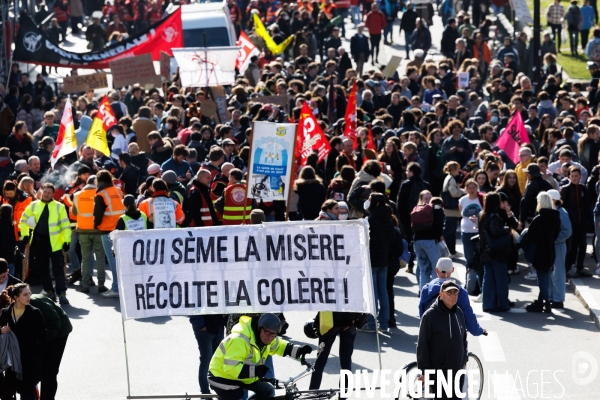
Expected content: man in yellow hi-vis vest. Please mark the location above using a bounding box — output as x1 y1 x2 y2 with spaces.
208 314 313 399
19 183 71 304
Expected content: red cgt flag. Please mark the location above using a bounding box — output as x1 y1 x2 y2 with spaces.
296 102 331 166
496 111 530 164
343 80 358 149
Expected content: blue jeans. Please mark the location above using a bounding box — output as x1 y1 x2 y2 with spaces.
537 268 552 302
383 23 393 42
67 230 81 271
101 234 118 292
367 267 389 330
551 243 567 302
482 259 509 311
192 327 224 394
403 31 412 58
414 239 441 291
350 5 361 27
443 217 459 254
461 232 478 269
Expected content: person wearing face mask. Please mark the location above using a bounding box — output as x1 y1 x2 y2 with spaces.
338 201 349 220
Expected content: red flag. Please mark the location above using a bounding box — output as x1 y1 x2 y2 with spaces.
236 31 260 74
343 80 358 149
296 102 331 166
366 125 376 150
496 111 530 164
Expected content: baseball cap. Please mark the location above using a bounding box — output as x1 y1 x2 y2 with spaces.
123 194 136 207
523 164 541 175
436 258 454 274
162 170 177 185
587 61 598 70
547 189 561 201
441 280 460 292
147 163 161 176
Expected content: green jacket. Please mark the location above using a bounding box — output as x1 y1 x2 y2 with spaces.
30 294 73 340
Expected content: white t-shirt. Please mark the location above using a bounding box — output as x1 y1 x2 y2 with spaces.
459 195 482 233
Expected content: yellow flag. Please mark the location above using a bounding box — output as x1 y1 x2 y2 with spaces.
253 13 293 55
86 95 115 157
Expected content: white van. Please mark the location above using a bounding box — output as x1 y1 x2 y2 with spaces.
168 1 237 48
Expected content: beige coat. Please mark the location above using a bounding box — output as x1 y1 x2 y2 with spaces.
69 0 84 17
132 118 159 153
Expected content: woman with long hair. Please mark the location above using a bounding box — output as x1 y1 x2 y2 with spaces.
519 192 561 312
459 179 483 271
30 95 46 133
475 170 494 193
495 170 522 227
36 136 55 173
5 121 33 162
378 138 404 200
316 199 340 220
199 125 218 150
478 192 512 312
294 166 326 220
0 283 47 400
534 114 553 143
18 176 36 199
442 161 466 258
16 94 34 133
577 125 600 172
326 165 356 202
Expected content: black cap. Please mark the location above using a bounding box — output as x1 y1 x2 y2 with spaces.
441 280 459 292
523 164 541 175
103 160 117 170
123 194 136 207
77 165 91 175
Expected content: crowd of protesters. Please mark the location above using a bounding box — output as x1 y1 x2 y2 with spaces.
3 0 600 397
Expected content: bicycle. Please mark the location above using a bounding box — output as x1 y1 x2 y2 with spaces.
396 352 485 400
260 343 338 400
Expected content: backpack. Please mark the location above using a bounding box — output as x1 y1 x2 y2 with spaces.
410 204 434 232
590 41 600 62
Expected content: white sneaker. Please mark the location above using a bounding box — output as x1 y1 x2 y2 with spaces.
473 294 483 303
101 289 119 298
524 271 538 280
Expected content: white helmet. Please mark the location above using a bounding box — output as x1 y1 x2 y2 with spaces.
26 216 36 229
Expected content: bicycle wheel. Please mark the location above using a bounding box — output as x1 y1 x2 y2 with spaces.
465 352 484 400
396 362 424 400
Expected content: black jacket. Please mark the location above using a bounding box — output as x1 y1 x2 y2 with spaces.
479 212 511 262
417 297 468 372
0 304 47 385
397 177 431 227
0 220 16 263
295 179 326 220
189 314 227 336
367 205 395 268
120 164 140 196
521 208 561 270
441 26 460 58
560 182 591 229
350 33 370 61
186 179 220 227
29 294 72 340
519 175 553 223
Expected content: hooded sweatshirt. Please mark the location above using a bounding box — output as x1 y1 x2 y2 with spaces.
417 297 468 372
75 115 93 148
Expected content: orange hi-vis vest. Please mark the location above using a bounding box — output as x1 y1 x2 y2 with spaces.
73 187 97 230
222 183 252 225
62 185 79 226
323 2 336 18
95 185 125 231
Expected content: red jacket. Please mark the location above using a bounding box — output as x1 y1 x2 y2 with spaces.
365 10 386 35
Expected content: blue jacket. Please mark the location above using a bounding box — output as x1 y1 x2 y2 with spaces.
419 277 484 336
556 206 572 244
581 5 595 30
161 157 193 179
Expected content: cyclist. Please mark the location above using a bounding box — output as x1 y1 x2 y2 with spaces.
419 257 486 336
417 280 468 399
208 313 313 399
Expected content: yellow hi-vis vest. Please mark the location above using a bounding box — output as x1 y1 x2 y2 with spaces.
209 316 289 384
19 199 71 252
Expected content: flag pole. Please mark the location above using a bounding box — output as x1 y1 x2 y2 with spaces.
242 122 256 224
286 123 299 221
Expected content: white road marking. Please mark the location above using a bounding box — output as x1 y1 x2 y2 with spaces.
478 332 506 362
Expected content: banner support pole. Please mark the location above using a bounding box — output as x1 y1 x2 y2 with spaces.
285 124 299 221
122 319 132 398
242 122 256 223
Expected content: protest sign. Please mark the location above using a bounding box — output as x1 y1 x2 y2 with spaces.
381 56 402 78
211 86 230 123
200 99 218 119
109 53 159 88
172 47 240 87
510 0 533 24
247 121 296 201
63 72 108 94
458 71 470 89
252 95 290 112
112 221 375 320
160 51 171 81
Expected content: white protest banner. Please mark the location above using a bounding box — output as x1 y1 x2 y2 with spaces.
112 221 375 320
458 71 470 88
172 47 240 87
510 0 533 24
247 121 296 201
